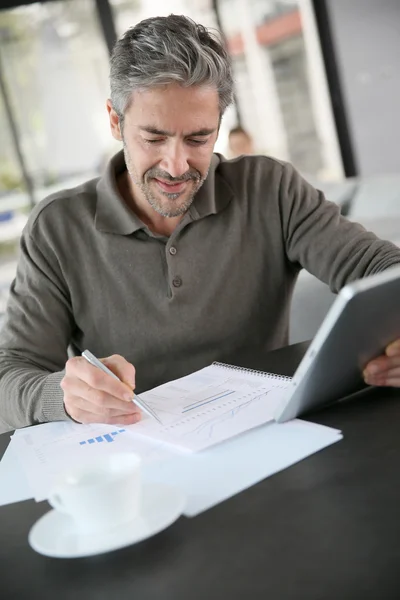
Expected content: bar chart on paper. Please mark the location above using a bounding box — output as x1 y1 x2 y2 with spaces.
9 423 181 502
78 429 126 445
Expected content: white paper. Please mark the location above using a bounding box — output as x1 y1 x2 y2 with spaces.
9 422 184 502
134 364 290 451
143 419 343 516
0 439 31 506
1 418 342 516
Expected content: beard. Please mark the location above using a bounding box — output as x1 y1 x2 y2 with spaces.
123 142 208 218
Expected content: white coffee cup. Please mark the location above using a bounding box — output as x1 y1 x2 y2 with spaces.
48 452 142 534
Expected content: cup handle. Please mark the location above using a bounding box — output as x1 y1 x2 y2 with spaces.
48 489 69 514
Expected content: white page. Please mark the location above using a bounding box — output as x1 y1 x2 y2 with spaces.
133 364 290 451
143 419 343 516
0 439 31 506
1 419 342 514
9 422 185 502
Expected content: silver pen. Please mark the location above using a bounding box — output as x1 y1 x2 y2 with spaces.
81 349 162 425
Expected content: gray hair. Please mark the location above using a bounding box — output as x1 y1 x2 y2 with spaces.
110 15 234 123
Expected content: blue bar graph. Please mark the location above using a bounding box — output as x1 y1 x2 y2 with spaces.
79 429 126 446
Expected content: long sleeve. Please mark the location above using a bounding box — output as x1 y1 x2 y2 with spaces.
278 162 400 291
0 225 74 430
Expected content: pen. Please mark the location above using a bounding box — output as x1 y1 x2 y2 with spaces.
81 349 162 425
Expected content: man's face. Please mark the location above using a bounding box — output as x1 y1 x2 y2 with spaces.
108 84 220 218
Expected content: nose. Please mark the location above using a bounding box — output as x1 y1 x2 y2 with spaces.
159 142 190 178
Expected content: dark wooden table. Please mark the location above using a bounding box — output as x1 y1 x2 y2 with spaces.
2 341 400 600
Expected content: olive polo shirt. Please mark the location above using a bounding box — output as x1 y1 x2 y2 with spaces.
1 150 400 429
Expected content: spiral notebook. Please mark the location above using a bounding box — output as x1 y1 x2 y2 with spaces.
130 362 291 452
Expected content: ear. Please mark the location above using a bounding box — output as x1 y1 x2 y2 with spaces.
106 99 123 141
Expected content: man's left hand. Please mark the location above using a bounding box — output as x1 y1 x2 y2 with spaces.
363 340 400 387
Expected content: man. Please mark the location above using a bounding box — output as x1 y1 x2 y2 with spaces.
0 15 399 431
228 126 255 158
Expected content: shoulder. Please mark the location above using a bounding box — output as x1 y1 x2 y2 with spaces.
213 153 307 200
216 152 284 175
25 176 100 238
214 153 302 187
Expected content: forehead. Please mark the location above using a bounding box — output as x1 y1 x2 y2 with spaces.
124 83 220 128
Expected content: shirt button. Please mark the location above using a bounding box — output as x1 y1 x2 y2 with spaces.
172 276 182 288
169 246 177 255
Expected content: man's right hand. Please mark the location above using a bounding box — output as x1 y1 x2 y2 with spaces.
61 354 142 425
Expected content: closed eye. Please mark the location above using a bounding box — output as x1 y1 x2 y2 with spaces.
187 139 208 146
143 137 209 146
144 138 164 145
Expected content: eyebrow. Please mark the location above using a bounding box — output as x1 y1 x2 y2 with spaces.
139 126 216 137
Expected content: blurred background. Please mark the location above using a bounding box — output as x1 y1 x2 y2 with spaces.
0 0 399 331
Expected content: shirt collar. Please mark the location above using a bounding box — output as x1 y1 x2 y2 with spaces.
95 150 234 235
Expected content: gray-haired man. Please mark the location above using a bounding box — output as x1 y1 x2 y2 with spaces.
1 15 400 430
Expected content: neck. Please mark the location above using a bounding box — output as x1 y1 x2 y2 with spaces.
118 171 184 237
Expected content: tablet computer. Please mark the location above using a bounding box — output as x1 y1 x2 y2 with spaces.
275 265 400 423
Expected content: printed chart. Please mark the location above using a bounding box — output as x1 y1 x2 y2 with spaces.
78 429 126 445
133 365 290 451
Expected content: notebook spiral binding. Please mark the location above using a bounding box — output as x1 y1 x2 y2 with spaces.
212 362 292 381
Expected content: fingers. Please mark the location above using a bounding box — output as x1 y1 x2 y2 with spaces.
363 353 400 387
364 369 400 387
386 341 400 357
66 356 134 401
63 390 142 424
70 395 140 419
62 354 140 425
61 375 138 412
102 355 136 389
70 403 142 426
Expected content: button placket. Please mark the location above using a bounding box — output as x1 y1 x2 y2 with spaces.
167 237 182 291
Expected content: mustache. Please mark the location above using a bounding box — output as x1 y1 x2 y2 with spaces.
145 168 201 183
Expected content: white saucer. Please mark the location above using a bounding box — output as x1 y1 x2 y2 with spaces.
28 483 185 559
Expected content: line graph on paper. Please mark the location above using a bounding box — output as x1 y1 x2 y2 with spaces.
180 392 271 440
168 388 288 451
133 366 290 452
